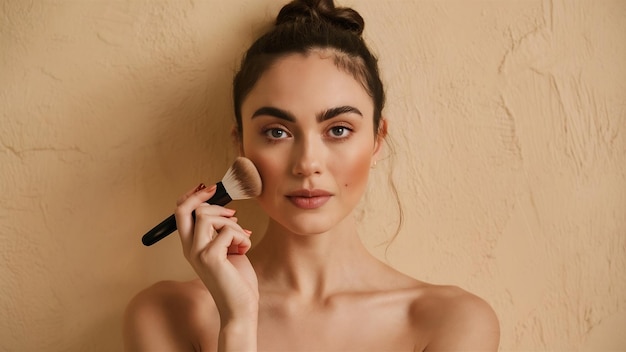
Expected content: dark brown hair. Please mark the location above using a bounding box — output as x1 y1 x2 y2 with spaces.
232 0 385 136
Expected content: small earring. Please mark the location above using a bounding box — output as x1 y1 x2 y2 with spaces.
371 161 377 169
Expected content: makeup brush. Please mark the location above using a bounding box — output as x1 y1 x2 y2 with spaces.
141 157 262 246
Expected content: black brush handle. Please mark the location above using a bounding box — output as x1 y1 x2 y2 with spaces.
141 182 232 246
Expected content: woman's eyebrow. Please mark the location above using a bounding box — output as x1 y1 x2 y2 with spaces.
251 105 362 122
251 107 295 122
317 106 362 122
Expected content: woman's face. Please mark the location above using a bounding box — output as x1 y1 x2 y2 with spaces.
239 52 383 235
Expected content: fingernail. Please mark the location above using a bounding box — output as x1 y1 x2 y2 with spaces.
243 229 252 235
203 185 217 194
194 183 206 192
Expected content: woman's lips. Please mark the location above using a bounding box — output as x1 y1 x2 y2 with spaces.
286 189 332 209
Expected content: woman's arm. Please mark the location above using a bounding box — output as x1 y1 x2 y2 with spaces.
176 184 259 351
218 317 258 352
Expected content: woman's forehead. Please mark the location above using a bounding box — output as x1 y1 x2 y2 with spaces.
241 53 374 116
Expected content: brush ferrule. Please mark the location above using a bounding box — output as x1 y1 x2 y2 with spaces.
208 181 233 206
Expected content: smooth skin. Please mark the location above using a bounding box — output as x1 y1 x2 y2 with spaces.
124 52 500 351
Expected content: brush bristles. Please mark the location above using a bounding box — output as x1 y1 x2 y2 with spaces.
221 157 262 200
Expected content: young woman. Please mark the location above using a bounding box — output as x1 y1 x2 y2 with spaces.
124 0 500 350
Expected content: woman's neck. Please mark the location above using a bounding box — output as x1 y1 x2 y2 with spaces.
248 214 379 300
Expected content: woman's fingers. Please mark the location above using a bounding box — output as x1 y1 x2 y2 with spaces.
200 224 252 266
177 183 211 206
213 226 251 256
191 209 240 254
175 184 216 244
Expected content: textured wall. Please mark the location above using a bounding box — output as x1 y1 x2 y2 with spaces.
1 0 624 351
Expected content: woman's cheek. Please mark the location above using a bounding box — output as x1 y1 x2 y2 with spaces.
336 145 373 192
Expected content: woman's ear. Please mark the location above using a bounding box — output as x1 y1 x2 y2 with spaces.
372 118 388 160
231 126 244 156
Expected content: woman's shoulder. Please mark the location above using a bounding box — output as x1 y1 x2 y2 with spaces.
376 267 498 329
125 279 214 315
123 279 219 351
406 281 500 350
407 282 498 323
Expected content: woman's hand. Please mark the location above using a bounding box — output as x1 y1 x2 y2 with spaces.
175 183 259 325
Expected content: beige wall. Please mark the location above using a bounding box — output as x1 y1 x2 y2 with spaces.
1 0 624 350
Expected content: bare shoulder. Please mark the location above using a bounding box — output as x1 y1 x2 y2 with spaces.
408 283 500 351
123 279 219 352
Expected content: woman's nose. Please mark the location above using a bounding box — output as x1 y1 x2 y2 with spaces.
291 135 323 177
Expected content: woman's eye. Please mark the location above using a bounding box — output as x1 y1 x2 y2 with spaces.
328 126 351 138
264 128 289 139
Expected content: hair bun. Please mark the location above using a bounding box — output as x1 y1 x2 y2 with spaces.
276 0 365 36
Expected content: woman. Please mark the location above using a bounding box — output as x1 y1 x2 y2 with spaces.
124 0 500 350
